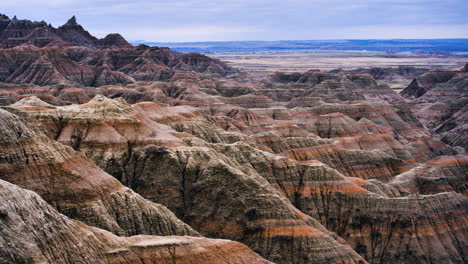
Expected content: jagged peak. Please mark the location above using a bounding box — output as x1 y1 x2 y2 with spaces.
65 15 78 25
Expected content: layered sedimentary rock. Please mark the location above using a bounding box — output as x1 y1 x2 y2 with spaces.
1 13 467 264
0 45 233 88
400 71 457 98
0 179 272 264
97 33 133 49
210 143 468 264
390 155 468 196
268 71 403 103
0 107 197 237
6 96 366 264
402 67 468 151
56 15 98 46
330 66 429 89
0 14 131 49
8 94 467 264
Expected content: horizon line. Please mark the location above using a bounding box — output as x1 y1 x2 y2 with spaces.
131 38 468 44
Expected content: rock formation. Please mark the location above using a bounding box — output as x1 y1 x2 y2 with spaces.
0 14 132 49
6 94 467 264
0 107 197 237
4 96 367 264
0 13 467 264
0 44 234 88
401 67 468 151
0 178 271 264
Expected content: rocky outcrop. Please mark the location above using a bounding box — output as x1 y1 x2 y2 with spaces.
0 107 197 237
390 155 468 196
330 66 428 89
0 46 136 86
0 16 48 41
97 33 133 49
403 69 468 151
267 71 403 103
400 71 457 98
56 16 98 46
0 178 272 264
0 14 134 49
0 43 234 88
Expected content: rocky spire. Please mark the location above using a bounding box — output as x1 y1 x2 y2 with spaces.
65 15 77 25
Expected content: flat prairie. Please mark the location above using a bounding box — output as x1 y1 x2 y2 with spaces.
211 52 467 73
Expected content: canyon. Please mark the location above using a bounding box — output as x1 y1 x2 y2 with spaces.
0 14 467 264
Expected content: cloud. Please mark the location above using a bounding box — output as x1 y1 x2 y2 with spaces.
304 24 468 40
2 0 467 41
2 0 76 8
99 25 263 42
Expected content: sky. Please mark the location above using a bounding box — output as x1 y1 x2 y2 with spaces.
2 0 468 42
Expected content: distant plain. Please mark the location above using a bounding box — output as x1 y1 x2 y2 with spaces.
210 52 468 73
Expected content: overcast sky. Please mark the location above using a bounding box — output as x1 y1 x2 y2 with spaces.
2 0 468 42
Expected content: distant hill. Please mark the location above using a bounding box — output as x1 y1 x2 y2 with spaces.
0 14 132 49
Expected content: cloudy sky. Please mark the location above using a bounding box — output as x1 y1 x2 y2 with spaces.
2 0 468 42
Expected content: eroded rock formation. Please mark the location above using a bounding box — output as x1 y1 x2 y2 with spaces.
401 67 468 151
0 178 271 264
5 94 467 264
1 13 467 264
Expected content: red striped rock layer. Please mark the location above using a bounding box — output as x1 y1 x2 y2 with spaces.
404 71 468 151
330 66 428 85
0 44 234 88
7 95 468 263
113 145 366 264
7 97 366 263
209 142 468 264
267 71 403 103
0 108 197 237
286 103 454 159
10 95 452 182
400 71 458 98
253 134 412 182
0 46 134 86
390 155 468 196
0 179 271 264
